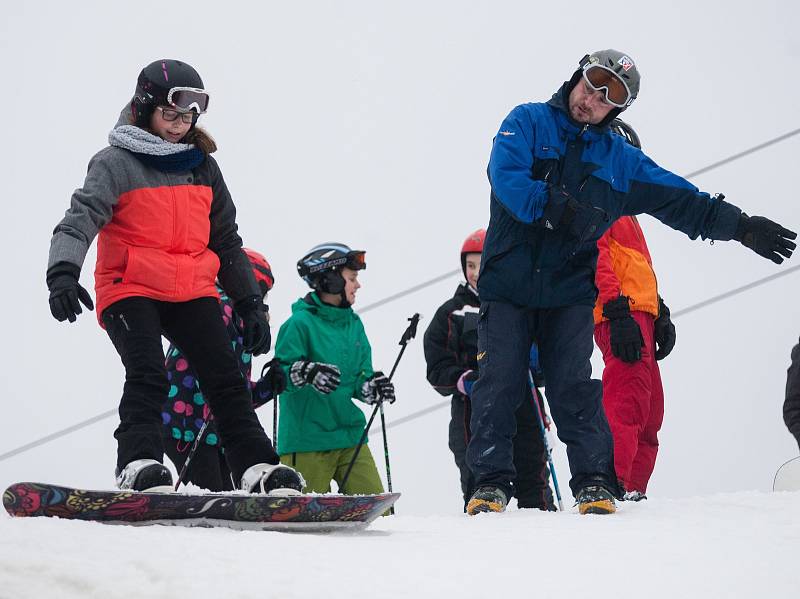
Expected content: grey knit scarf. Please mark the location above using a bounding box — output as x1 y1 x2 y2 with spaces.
109 125 194 156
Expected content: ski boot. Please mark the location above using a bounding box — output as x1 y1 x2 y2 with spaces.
115 459 174 493
623 490 647 502
466 485 508 515
576 485 616 515
241 463 305 496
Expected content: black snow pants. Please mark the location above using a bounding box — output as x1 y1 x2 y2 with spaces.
450 394 554 510
102 296 278 481
467 301 619 498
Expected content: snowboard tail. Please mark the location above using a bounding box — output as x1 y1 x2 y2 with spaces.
3 482 399 532
773 457 800 492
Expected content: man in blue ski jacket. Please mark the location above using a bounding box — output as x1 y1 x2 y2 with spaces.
466 48 797 516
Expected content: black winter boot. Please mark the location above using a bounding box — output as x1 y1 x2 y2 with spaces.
576 485 616 515
466 486 508 515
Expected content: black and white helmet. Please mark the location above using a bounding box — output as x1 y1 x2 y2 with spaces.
131 59 210 127
297 243 366 294
609 118 642 149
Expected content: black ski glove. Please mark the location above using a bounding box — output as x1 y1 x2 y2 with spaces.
47 263 94 323
733 214 797 264
654 296 676 361
541 186 580 230
260 359 287 396
290 361 341 394
361 371 396 405
602 296 644 364
235 296 271 356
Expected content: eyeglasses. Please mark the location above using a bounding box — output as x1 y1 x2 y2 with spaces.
582 64 632 108
166 86 210 114
156 106 195 124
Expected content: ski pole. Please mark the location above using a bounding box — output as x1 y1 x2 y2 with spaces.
527 371 564 511
378 402 393 511
339 313 420 508
273 388 278 448
174 417 211 491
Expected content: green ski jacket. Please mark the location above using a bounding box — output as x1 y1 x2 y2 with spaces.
275 293 374 454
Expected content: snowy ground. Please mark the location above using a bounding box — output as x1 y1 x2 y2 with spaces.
2 490 798 599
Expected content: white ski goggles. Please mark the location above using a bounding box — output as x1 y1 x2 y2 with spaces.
581 64 633 108
166 87 210 114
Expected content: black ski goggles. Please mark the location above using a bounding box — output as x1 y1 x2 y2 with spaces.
581 64 632 108
166 87 210 114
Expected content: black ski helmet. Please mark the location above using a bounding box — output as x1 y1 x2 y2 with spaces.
131 59 209 128
297 243 366 295
609 118 642 149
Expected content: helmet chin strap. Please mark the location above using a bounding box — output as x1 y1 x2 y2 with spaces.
315 270 349 307
338 289 351 308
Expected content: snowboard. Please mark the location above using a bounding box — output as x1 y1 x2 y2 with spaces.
773 457 800 492
3 482 399 532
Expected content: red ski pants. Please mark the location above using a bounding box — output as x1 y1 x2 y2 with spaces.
594 311 664 493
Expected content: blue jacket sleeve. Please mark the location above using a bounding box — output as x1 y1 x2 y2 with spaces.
488 105 550 223
622 151 741 241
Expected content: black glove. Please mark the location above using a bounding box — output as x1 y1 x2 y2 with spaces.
235 296 271 356
47 263 94 323
290 361 341 394
260 359 287 396
654 296 676 361
541 186 580 230
361 371 396 405
734 214 797 264
602 296 644 363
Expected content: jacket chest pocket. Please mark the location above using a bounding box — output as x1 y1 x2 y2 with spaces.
531 153 560 184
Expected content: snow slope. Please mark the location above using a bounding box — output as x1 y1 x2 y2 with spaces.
1 490 798 599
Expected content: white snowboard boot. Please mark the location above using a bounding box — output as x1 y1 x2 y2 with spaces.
241 463 304 496
115 459 173 493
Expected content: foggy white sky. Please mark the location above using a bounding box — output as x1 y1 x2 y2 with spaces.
1 0 798 513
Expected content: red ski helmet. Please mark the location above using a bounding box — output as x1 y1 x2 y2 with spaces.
460 229 486 279
243 248 274 296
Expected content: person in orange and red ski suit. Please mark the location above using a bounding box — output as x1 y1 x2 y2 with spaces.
593 119 676 500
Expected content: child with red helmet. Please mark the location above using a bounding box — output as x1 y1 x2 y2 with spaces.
423 229 555 511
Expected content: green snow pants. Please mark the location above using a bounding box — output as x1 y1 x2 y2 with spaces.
280 444 384 495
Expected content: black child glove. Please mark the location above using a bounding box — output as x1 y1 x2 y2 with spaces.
734 214 797 264
235 296 271 356
47 263 94 323
260 359 287 396
602 295 644 363
290 361 341 394
654 296 676 361
361 371 396 405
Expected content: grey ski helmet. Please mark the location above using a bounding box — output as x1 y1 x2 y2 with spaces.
579 49 641 108
297 242 366 295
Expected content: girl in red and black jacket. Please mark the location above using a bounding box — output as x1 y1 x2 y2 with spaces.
46 59 302 494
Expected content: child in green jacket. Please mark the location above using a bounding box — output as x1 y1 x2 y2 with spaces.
275 243 396 494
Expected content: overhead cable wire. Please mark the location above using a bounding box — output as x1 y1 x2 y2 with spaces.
684 127 800 179
2 127 798 463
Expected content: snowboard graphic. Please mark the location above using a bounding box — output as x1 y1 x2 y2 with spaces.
3 482 399 532
773 457 800 492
